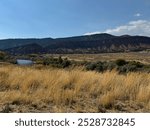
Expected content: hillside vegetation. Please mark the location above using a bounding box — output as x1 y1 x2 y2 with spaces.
1 33 150 54
0 65 150 112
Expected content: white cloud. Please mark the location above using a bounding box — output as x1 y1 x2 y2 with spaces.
134 13 141 17
84 20 150 36
84 31 102 35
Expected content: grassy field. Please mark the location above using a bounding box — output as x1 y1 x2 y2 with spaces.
0 64 150 113
48 52 150 64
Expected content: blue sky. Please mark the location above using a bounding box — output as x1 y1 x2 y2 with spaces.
0 0 150 39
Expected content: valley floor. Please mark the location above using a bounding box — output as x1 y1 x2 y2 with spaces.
50 52 150 64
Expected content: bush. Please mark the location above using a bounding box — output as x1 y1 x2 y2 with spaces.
86 61 117 72
115 59 127 66
43 56 71 68
126 65 137 72
95 62 104 72
85 60 147 73
95 64 104 72
0 51 6 61
128 61 143 68
117 61 145 73
117 65 137 73
103 62 117 71
58 56 63 64
86 63 97 71
62 58 71 68
28 54 38 58
43 57 53 65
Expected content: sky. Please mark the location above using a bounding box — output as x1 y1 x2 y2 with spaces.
0 0 150 39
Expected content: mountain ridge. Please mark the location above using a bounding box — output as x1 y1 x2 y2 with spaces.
1 33 150 54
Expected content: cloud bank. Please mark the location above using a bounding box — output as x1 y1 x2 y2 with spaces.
84 20 150 37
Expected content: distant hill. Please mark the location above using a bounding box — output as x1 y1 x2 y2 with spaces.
1 33 150 54
0 38 54 50
5 43 45 55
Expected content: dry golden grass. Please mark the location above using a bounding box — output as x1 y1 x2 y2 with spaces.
0 64 150 112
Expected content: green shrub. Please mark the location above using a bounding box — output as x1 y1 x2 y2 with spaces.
95 62 104 72
58 56 63 64
62 58 71 68
43 57 52 65
86 63 97 70
95 65 103 72
117 61 145 73
128 61 143 68
0 51 6 61
103 62 117 71
28 54 38 58
117 65 137 73
115 59 127 66
43 56 71 68
85 60 146 73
